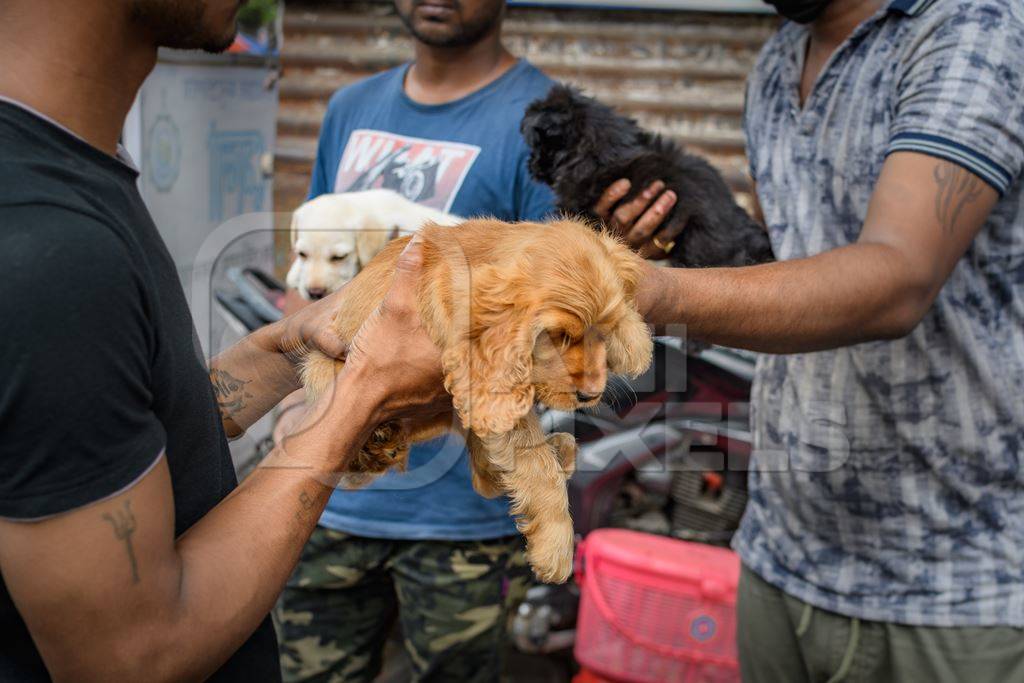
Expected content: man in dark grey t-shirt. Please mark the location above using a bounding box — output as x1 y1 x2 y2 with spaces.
0 2 447 680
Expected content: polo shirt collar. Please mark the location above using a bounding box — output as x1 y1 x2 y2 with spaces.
888 0 939 16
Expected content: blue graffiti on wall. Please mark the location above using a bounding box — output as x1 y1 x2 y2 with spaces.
207 122 266 222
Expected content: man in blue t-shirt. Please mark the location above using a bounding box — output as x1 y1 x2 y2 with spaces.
275 2 557 681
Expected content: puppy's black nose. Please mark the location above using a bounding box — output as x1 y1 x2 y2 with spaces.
306 287 327 300
576 391 601 403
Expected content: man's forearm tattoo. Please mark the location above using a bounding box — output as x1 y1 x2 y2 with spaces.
103 500 140 584
933 162 982 235
210 368 252 420
294 489 315 523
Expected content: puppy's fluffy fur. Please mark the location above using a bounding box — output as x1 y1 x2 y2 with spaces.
522 85 774 268
301 218 653 583
286 189 462 300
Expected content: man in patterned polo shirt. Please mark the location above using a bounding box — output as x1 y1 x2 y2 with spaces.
616 0 1024 679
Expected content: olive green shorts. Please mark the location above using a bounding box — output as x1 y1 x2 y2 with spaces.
737 565 1024 683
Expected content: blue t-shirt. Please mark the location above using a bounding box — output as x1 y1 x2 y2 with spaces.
309 60 557 540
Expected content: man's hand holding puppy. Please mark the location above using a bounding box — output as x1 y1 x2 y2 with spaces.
211 238 445 441
266 237 449 473
308 237 449 430
594 179 679 260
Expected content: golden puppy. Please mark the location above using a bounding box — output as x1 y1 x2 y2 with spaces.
301 218 653 582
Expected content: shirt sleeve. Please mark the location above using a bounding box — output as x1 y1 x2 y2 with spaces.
307 91 348 200
887 3 1024 196
308 142 332 200
308 122 334 200
514 148 558 221
0 205 166 520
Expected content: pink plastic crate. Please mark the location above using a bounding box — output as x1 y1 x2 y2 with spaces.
574 529 741 683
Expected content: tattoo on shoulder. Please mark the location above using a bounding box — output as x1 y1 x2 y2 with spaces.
103 500 140 584
933 162 983 235
210 368 252 419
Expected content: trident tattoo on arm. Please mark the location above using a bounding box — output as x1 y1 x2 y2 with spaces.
103 500 140 584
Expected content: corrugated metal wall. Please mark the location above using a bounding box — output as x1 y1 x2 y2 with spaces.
274 0 776 270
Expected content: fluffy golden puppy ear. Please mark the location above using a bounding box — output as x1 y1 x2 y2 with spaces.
599 232 653 377
443 263 536 436
598 230 645 299
607 306 653 378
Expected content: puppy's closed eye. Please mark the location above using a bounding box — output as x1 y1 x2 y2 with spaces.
329 254 348 263
541 329 573 348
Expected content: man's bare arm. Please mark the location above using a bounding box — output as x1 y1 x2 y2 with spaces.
209 288 349 438
638 153 997 353
0 401 362 682
0 241 447 683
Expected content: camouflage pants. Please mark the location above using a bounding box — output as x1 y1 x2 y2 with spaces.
275 527 529 683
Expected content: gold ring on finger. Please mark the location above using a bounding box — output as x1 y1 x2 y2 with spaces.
652 236 675 254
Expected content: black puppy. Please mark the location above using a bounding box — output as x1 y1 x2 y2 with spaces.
521 85 773 268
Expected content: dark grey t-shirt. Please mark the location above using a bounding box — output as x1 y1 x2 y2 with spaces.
0 99 280 680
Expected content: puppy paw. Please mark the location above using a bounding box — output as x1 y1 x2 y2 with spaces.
525 517 575 584
471 468 505 499
546 432 577 479
352 422 410 475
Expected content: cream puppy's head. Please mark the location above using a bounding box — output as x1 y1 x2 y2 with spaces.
287 214 358 300
286 190 461 300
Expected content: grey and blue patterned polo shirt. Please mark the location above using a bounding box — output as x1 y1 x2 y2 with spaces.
734 0 1024 627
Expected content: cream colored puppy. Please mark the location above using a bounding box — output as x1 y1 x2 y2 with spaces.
286 190 462 300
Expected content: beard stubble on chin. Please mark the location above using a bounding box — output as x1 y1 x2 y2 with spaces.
129 0 238 54
396 0 503 48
